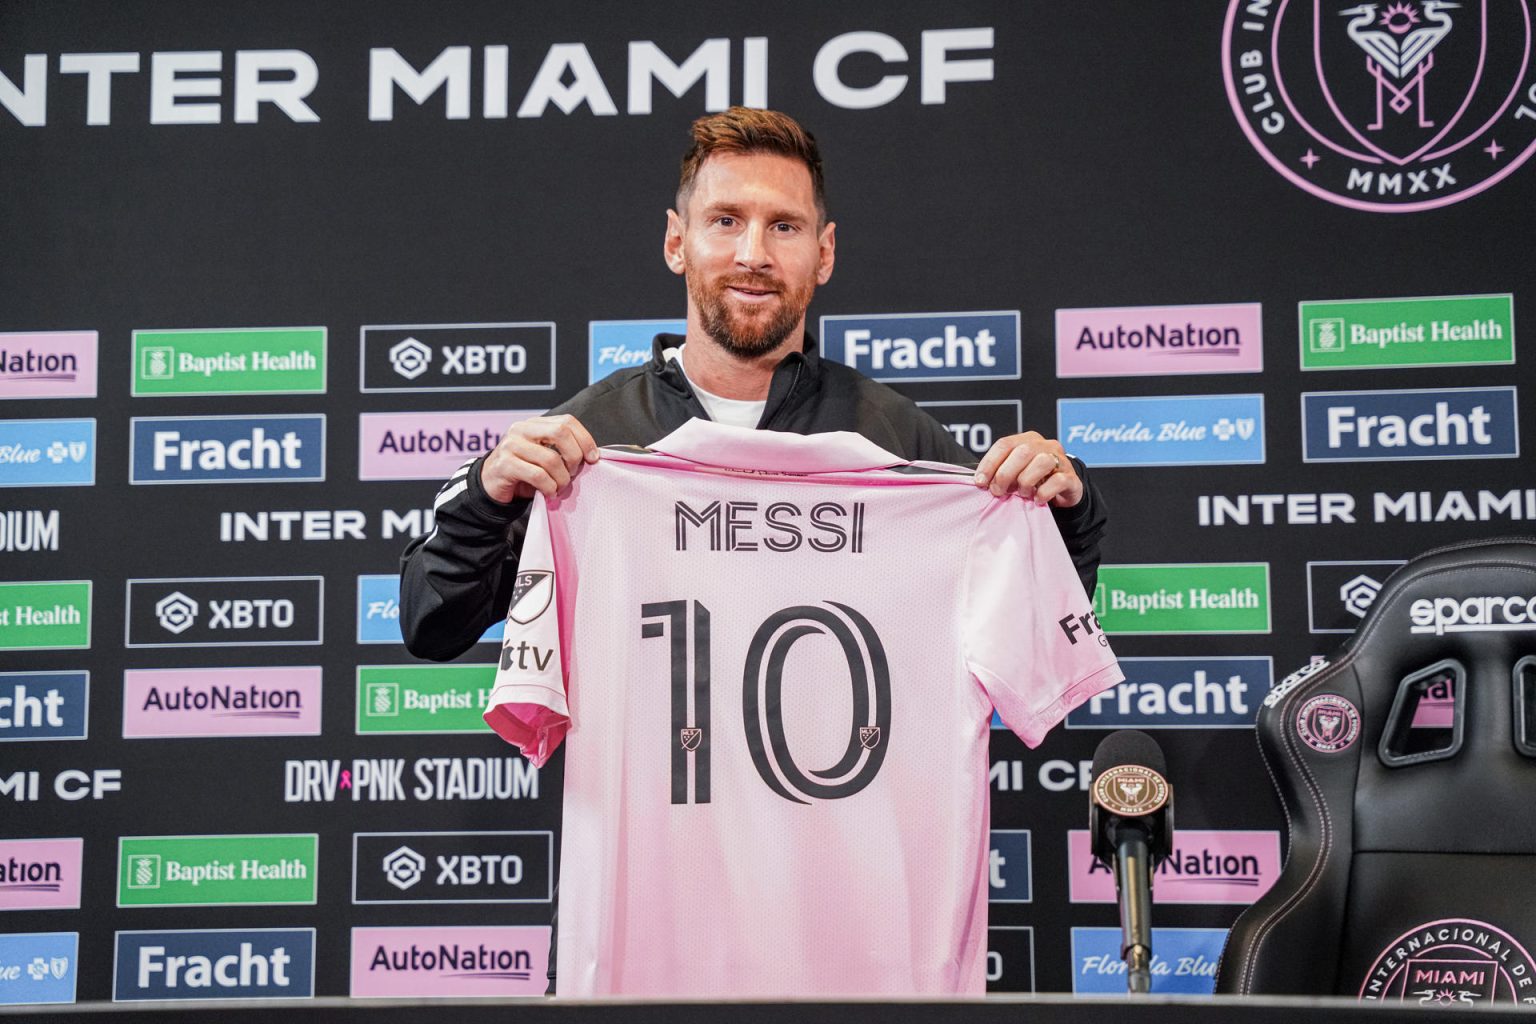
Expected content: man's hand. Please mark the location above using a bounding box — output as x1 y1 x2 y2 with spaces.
480 414 599 504
973 431 1083 508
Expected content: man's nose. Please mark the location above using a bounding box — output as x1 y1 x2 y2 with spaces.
735 221 771 271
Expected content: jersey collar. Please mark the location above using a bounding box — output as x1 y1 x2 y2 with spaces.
647 418 905 473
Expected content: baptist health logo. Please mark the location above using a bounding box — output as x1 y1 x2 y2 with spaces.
1224 0 1536 211
1301 294 1515 370
819 311 1021 382
132 328 325 396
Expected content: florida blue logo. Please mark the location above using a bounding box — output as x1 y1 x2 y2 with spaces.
1224 0 1536 211
130 415 325 484
0 419 94 488
588 320 684 383
0 671 88 742
819 312 1020 382
1068 658 1272 729
114 929 314 1001
0 932 77 1006
357 574 502 644
1301 386 1517 461
1058 395 1265 467
1071 927 1227 995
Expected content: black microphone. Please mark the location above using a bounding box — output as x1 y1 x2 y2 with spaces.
1089 730 1174 995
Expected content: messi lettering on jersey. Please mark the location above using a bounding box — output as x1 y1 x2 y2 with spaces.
674 499 866 553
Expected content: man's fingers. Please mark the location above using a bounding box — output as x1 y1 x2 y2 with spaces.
506 436 572 495
559 416 600 464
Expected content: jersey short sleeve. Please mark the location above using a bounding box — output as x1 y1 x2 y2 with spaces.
961 496 1123 746
483 493 571 767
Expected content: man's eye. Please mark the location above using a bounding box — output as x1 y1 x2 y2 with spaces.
772 222 797 233
716 216 737 228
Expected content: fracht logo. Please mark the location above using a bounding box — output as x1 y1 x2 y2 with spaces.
1301 387 1518 462
113 929 315 1001
130 415 324 483
819 311 1020 382
0 671 88 741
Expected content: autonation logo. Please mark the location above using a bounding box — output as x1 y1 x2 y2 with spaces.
819 311 1020 382
0 332 97 399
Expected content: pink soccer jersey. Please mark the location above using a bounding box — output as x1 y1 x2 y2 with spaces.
484 419 1123 998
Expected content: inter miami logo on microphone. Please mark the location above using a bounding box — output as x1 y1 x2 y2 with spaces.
1091 764 1171 817
1224 0 1536 211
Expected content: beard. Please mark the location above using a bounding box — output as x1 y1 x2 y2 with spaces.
689 270 816 358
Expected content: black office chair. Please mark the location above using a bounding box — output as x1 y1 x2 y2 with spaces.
1216 537 1536 1006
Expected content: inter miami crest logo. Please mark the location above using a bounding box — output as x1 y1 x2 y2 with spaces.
1361 919 1536 1003
508 571 553 624
1296 693 1363 752
1091 764 1171 817
1224 0 1536 210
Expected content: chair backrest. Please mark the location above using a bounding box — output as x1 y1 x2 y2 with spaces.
1215 537 1536 1006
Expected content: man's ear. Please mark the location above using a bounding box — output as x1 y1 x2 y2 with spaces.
663 209 686 276
816 220 836 285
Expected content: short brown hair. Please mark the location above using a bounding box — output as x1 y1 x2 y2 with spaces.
676 107 826 222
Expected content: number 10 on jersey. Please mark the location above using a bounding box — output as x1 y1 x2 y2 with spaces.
641 599 892 807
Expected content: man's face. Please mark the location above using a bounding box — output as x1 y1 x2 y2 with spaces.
665 151 835 358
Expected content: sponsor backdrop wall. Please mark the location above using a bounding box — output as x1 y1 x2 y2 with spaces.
2 0 1531 1006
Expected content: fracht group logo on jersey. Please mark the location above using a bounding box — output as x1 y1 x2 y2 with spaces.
113 929 315 1002
1300 294 1515 369
819 311 1021 382
129 415 324 484
1057 395 1265 467
0 332 97 400
1223 0 1536 211
589 320 685 383
1056 303 1264 377
0 419 94 488
131 328 326 396
1301 386 1518 461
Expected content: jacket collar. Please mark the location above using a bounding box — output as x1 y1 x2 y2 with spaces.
650 332 824 428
